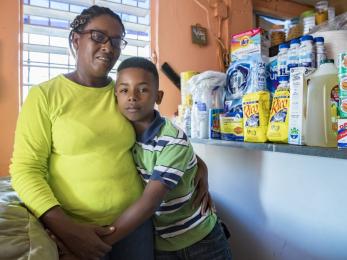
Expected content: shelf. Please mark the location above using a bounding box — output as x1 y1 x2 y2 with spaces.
190 138 347 160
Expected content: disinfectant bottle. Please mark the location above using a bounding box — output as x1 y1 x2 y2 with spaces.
306 59 339 147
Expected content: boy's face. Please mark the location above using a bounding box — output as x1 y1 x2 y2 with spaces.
115 67 163 124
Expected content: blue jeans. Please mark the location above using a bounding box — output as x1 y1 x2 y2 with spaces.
155 222 232 260
102 219 154 260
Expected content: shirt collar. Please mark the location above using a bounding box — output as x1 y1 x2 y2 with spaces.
137 110 165 144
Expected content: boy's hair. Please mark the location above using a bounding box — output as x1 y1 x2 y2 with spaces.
117 57 159 88
69 5 125 57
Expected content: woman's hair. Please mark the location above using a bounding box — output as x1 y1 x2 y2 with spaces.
68 5 125 57
117 57 159 88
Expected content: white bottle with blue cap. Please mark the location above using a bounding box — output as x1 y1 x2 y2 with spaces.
299 35 315 68
277 43 289 77
314 36 326 68
287 38 301 73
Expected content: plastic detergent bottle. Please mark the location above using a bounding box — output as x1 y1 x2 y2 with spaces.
306 59 338 147
191 101 199 138
277 43 289 77
299 35 315 68
314 37 326 68
287 38 301 73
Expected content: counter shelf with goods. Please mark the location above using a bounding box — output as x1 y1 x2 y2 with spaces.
191 138 347 160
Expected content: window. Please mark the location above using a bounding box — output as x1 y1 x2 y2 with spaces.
22 0 151 102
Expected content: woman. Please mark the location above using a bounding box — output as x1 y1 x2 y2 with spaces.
10 5 209 260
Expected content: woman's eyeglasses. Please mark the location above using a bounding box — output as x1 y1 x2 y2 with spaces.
78 30 128 50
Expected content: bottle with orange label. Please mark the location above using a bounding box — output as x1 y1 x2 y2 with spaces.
306 59 338 147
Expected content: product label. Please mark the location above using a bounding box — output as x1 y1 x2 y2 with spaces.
243 100 260 127
338 119 347 149
209 109 224 139
288 67 316 145
339 75 347 96
338 52 347 75
267 89 290 142
331 85 339 132
242 91 270 142
220 114 244 141
231 28 262 61
339 96 347 118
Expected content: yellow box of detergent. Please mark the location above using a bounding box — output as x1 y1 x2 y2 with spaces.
267 88 290 143
242 91 270 142
220 113 244 141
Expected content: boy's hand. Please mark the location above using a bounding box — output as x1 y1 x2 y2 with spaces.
41 206 114 260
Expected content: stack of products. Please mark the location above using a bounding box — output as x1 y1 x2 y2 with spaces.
315 0 329 25
270 24 285 47
301 10 316 35
337 53 347 149
287 18 302 41
223 28 269 142
176 71 199 134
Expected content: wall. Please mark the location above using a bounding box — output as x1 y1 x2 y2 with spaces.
151 0 253 116
329 0 347 15
193 144 347 260
0 0 21 176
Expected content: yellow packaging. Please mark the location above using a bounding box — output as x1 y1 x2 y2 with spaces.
242 91 270 142
219 114 244 141
181 71 199 105
267 88 290 143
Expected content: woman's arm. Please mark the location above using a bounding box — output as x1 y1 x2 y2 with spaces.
10 87 59 216
194 155 214 213
103 180 169 245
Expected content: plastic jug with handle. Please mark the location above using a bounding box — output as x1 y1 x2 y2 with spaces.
306 59 338 147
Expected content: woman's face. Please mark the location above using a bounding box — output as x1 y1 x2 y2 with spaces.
73 14 123 79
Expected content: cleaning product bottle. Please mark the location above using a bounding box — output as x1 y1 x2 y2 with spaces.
314 37 326 68
306 59 338 147
287 38 301 74
299 35 315 68
277 43 289 77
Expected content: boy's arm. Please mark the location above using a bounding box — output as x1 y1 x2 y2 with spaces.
102 180 169 245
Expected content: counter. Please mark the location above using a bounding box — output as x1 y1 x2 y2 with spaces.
191 138 347 159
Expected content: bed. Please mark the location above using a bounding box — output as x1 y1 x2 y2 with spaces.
0 176 58 260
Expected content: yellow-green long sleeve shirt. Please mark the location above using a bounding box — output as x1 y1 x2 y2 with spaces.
10 75 143 225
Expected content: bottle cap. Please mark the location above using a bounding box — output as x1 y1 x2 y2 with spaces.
322 59 334 64
314 37 324 43
300 35 314 41
290 38 301 45
279 43 289 49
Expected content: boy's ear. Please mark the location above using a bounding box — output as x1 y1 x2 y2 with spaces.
156 90 164 105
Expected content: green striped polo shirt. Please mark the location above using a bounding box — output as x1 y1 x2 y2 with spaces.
132 110 217 251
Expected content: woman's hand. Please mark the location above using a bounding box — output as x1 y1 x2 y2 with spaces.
194 155 215 214
47 229 78 259
41 206 114 260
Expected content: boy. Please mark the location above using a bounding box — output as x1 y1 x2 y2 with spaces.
105 57 232 259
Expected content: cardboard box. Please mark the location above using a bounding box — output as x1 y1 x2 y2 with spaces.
230 28 268 62
338 118 347 149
